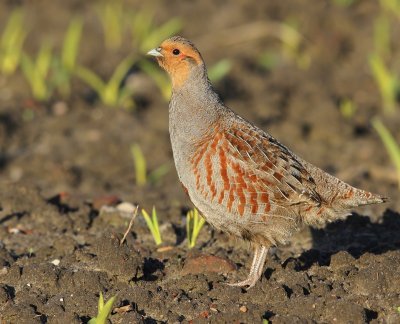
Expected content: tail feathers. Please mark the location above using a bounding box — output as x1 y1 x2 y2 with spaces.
302 190 388 229
336 187 389 208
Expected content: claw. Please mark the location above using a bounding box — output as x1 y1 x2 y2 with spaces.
226 245 269 289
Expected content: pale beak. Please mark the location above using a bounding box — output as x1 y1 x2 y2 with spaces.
147 48 163 57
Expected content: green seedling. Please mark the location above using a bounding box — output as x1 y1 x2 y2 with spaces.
88 292 116 324
339 98 357 119
262 320 269 324
21 42 53 101
131 143 170 186
369 54 399 115
208 59 232 83
280 20 310 69
61 17 83 72
186 208 206 248
379 0 400 17
140 59 171 100
52 17 84 97
373 15 391 59
75 55 135 108
131 8 182 53
258 21 309 70
131 143 147 186
142 207 162 245
259 52 281 70
96 0 124 50
0 8 27 76
372 118 400 188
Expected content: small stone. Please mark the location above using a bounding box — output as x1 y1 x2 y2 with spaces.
239 305 248 313
92 195 121 210
116 202 138 218
52 101 68 116
113 305 132 314
181 254 237 276
50 259 60 266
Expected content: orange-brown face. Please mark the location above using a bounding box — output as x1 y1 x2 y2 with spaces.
148 37 203 89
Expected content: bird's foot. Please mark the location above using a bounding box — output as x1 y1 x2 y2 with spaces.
226 245 269 289
226 275 259 289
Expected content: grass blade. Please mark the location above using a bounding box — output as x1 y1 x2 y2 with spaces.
369 54 399 115
141 18 182 52
208 59 232 83
88 292 116 324
140 59 171 100
130 144 147 186
0 8 27 75
152 206 161 243
142 208 162 245
187 208 205 248
75 65 105 96
62 17 83 71
104 55 135 106
372 118 400 188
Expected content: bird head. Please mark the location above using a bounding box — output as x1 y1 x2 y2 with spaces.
147 36 204 89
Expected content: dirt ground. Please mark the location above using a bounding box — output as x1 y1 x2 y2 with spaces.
0 0 400 323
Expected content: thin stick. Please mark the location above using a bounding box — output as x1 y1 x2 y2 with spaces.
120 205 139 246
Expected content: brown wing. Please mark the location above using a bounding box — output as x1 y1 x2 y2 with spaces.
190 118 322 220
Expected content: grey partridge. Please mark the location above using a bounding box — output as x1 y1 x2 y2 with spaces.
147 36 387 288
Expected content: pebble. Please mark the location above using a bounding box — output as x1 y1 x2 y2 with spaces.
181 254 237 275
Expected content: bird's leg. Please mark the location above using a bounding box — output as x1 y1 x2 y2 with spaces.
227 245 268 289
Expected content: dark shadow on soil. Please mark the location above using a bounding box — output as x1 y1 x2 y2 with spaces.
295 210 400 270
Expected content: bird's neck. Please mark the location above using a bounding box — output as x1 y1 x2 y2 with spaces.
169 65 223 143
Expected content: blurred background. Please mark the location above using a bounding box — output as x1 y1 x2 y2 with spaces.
0 0 399 213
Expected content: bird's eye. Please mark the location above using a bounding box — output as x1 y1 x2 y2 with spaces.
172 49 180 55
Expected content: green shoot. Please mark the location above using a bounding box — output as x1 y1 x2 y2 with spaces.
142 207 162 245
208 59 232 83
75 55 135 108
186 208 206 248
96 0 124 50
280 20 310 69
88 292 116 324
131 9 182 53
148 163 170 185
373 15 391 59
258 52 281 70
62 17 83 72
262 319 270 324
131 144 170 186
140 59 171 101
397 306 400 313
339 98 357 119
369 54 399 115
0 8 27 76
379 0 400 17
372 118 400 188
131 144 147 186
20 42 53 101
53 17 83 97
